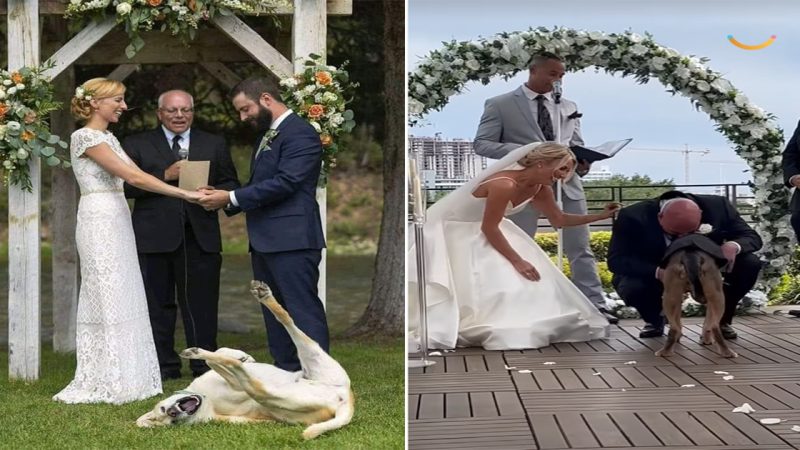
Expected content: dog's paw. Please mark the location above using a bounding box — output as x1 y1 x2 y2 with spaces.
721 350 738 358
250 280 273 301
302 426 322 440
180 347 202 359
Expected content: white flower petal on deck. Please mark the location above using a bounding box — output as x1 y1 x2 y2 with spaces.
714 371 729 375
518 369 532 374
624 361 637 365
732 403 755 414
681 384 696 388
791 425 800 432
723 375 735 381
504 365 517 370
543 362 556 365
428 351 442 356
760 418 782 425
592 372 602 376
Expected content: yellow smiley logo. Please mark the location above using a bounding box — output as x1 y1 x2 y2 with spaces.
727 34 777 50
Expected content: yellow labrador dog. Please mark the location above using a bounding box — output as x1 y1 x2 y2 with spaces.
136 281 354 440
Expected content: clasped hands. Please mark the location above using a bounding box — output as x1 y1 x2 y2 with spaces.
183 186 232 210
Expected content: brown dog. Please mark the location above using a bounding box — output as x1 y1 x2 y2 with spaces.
656 248 737 358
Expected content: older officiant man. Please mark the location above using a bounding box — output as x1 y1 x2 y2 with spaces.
123 90 240 379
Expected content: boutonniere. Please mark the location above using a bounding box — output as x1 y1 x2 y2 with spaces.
696 223 713 235
567 111 583 120
258 129 280 153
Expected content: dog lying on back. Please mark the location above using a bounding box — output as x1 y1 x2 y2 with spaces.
136 281 354 440
656 235 737 359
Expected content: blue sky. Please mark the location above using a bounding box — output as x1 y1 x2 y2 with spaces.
407 0 800 188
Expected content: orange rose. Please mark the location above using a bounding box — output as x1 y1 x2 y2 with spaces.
11 72 23 84
308 104 325 119
147 0 162 7
320 134 332 146
314 71 332 85
23 111 37 124
0 102 8 118
21 130 35 141
187 0 196 11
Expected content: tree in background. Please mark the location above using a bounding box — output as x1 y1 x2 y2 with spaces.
583 174 675 210
345 0 403 337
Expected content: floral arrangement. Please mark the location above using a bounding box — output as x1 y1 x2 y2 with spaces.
0 64 70 192
65 0 288 58
281 54 358 186
408 27 790 290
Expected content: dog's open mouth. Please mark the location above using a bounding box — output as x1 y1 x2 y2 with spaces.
168 395 202 417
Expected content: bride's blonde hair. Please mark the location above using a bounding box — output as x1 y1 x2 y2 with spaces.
517 142 576 179
71 78 126 122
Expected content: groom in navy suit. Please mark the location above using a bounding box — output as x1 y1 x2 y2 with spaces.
199 77 328 371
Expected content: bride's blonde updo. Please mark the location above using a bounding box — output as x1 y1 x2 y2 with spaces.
70 78 126 122
516 142 577 179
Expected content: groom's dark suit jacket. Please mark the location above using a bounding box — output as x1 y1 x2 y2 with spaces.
232 113 325 253
607 191 762 280
122 127 240 253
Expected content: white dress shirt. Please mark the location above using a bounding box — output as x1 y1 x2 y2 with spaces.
161 125 191 155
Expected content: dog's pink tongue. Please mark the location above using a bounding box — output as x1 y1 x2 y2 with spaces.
180 398 200 413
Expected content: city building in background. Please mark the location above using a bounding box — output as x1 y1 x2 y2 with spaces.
409 134 489 189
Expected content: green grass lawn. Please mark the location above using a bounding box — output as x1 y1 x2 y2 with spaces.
1 332 404 449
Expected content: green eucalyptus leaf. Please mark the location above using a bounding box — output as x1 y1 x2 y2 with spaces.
41 146 56 157
47 156 61 167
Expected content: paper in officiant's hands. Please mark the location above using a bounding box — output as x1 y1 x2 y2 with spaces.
571 138 633 164
178 160 210 191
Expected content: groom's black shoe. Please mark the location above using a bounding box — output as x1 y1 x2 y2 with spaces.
720 324 738 340
598 308 619 325
639 323 665 338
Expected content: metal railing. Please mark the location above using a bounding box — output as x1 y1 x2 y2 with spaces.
411 183 756 229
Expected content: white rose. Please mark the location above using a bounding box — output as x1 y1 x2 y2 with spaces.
588 31 605 41
3 160 13 169
465 59 481 71
710 78 733 93
628 33 644 43
414 83 426 95
629 44 649 56
451 58 464 66
674 67 691 80
423 75 437 86
116 2 131 14
16 83 25 91
279 77 298 88
408 99 424 115
322 92 337 102
84 95 92 100
7 87 16 95
695 80 710 92
7 121 21 131
16 149 28 160
0 90 5 100
303 85 315 94
649 56 667 71
70 0 81 4
696 224 713 235
2 79 12 86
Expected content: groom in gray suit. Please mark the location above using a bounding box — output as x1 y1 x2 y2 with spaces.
474 52 618 324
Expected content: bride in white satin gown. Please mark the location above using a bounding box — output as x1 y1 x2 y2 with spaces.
409 142 619 350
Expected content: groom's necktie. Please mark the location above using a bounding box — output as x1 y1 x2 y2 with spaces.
535 95 555 141
171 135 183 159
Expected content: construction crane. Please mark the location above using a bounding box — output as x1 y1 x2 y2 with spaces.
626 145 710 184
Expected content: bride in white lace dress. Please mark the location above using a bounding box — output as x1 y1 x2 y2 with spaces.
409 142 619 350
53 78 203 404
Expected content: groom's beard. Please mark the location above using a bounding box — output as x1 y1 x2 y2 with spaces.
249 106 273 132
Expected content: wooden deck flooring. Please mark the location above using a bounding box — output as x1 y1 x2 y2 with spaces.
408 314 800 449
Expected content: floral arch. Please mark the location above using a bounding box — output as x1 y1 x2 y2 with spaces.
408 27 793 289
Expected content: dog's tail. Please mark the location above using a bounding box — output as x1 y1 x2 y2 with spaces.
681 249 705 303
301 390 355 440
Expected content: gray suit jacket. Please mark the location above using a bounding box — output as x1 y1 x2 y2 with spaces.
474 86 585 200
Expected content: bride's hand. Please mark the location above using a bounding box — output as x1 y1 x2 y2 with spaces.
602 202 622 219
512 259 540 281
183 190 204 204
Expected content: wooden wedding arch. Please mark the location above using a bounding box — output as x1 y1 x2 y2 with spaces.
3 0 352 381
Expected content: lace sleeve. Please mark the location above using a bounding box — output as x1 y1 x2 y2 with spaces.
70 128 106 158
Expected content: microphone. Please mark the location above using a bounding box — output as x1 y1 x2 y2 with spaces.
552 80 562 104
178 147 189 160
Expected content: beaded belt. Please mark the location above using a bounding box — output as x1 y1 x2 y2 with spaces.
81 188 124 196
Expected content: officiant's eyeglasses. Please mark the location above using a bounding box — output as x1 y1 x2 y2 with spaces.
160 108 194 115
